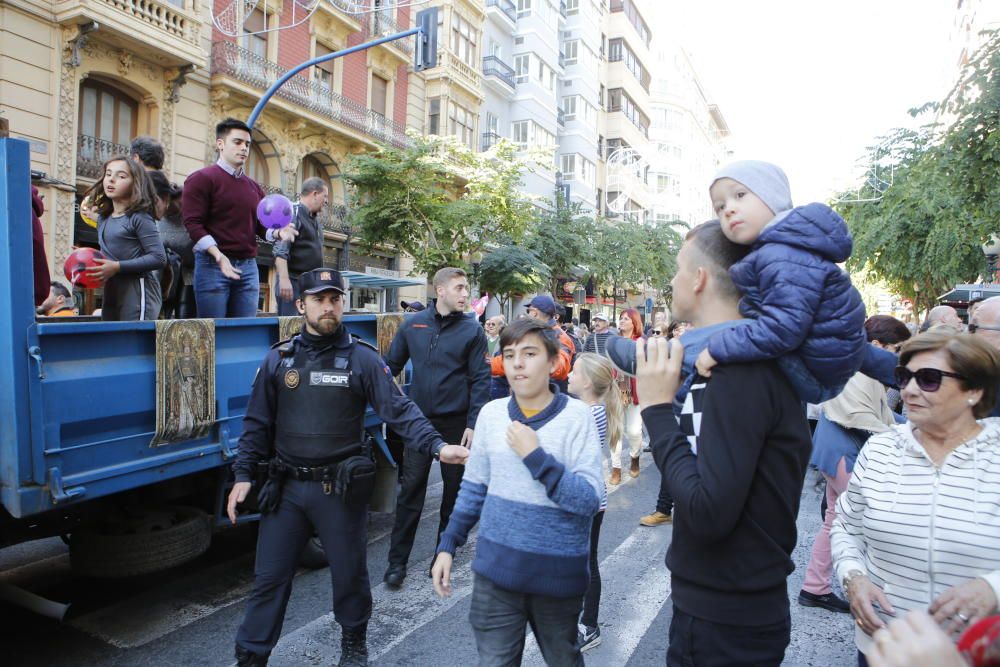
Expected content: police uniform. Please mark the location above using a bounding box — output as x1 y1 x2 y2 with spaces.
232 269 447 667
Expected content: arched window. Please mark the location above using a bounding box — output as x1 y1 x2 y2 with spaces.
77 80 138 178
247 141 269 187
299 153 344 204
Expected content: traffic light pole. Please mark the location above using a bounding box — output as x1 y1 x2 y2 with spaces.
246 7 438 130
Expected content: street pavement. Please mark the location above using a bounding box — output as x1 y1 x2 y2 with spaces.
1 451 856 666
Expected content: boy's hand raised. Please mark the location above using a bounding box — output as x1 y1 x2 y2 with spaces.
636 337 683 411
506 422 539 459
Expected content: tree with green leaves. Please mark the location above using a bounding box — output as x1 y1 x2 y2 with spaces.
344 135 535 275
588 218 652 319
837 30 999 317
477 245 551 316
523 191 596 296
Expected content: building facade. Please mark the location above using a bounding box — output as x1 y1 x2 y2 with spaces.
1 0 427 312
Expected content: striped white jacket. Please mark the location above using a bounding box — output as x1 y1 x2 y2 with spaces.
831 419 1000 652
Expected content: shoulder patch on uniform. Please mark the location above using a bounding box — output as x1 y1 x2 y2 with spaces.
351 334 379 353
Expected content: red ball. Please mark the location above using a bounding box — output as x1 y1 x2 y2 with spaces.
63 247 106 289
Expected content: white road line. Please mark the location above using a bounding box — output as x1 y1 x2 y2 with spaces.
268 533 481 666
68 480 446 649
521 523 671 666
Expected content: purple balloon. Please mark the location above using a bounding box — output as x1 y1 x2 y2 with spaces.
257 193 294 230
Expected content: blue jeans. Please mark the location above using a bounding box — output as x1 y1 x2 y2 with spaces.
194 251 260 318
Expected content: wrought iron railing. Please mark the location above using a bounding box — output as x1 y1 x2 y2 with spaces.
482 55 515 88
76 134 129 179
481 131 502 151
318 203 351 234
367 10 414 55
486 0 517 22
212 41 409 148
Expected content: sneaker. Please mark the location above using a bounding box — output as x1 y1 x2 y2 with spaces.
639 511 672 527
797 589 850 613
577 624 601 652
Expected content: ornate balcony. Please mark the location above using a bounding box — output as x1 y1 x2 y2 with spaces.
318 204 351 235
366 10 414 58
55 0 205 67
482 55 515 90
211 41 408 149
76 134 128 179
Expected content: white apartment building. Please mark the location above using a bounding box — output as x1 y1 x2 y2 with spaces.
647 46 731 228
480 0 606 211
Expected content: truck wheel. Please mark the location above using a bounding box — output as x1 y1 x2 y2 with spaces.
299 535 327 569
70 506 212 578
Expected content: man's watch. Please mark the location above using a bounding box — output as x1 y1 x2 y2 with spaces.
432 442 446 461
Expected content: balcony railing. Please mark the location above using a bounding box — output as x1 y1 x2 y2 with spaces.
557 108 566 126
482 55 515 89
481 131 502 151
318 204 351 235
212 41 408 148
559 51 566 68
100 0 199 45
559 0 567 18
76 134 129 179
367 11 414 56
486 0 517 23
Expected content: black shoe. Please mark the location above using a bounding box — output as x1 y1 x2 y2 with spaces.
339 625 368 666
642 445 652 453
383 563 406 588
577 624 601 652
235 645 269 666
798 589 850 613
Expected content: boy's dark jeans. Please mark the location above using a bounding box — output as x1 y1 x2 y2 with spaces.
667 606 790 667
469 574 584 667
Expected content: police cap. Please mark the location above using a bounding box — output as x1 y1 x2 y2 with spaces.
299 268 346 295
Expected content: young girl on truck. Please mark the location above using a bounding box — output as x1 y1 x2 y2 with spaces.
82 156 166 321
567 352 624 652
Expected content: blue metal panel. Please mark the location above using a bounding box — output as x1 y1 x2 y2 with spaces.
0 139 36 516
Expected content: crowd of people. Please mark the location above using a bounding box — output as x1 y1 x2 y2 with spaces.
28 122 1000 666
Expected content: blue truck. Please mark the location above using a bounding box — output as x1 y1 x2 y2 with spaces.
0 137 406 582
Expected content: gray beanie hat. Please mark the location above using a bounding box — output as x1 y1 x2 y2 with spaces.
711 160 793 216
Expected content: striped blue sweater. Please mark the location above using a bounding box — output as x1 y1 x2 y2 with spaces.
436 391 603 597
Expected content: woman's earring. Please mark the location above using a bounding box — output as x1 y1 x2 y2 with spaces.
968 398 976 405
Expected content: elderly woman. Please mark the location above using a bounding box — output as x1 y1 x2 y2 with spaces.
799 315 911 614
831 330 1000 666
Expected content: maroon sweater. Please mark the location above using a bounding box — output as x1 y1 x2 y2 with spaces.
181 164 266 259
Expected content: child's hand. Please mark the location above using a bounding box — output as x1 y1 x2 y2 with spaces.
431 552 454 598
506 421 539 459
85 258 120 281
695 348 717 377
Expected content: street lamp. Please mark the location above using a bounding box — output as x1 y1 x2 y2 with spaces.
983 234 1000 284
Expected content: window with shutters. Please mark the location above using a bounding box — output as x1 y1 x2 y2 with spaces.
241 9 268 59
371 74 388 116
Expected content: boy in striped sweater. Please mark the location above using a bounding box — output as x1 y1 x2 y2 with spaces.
432 318 603 666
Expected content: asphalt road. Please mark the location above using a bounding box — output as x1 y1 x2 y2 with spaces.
1 452 856 666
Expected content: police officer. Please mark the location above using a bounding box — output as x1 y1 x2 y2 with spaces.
227 268 469 667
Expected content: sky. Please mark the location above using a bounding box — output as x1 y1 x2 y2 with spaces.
641 0 961 203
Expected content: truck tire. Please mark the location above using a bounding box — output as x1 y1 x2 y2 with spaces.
70 506 212 578
299 535 327 569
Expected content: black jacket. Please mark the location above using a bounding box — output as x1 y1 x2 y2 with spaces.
272 203 323 276
385 303 491 429
644 361 811 627
233 326 445 482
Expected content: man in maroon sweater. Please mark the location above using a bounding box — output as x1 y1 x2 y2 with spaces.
182 118 296 318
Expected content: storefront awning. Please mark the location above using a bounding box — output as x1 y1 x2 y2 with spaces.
342 270 426 289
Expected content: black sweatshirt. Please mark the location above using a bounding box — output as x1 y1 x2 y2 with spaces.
643 361 812 627
384 305 491 429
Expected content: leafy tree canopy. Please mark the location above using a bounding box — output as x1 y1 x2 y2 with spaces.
477 245 550 313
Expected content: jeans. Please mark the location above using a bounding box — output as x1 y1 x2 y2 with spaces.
275 274 301 316
194 251 259 318
802 457 851 595
580 511 604 629
667 606 790 667
387 413 467 566
469 574 584 667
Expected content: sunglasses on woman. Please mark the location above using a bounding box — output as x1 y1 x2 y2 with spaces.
894 366 966 392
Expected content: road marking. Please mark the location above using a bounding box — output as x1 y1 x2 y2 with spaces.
68 480 445 649
268 533 481 666
521 523 671 666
